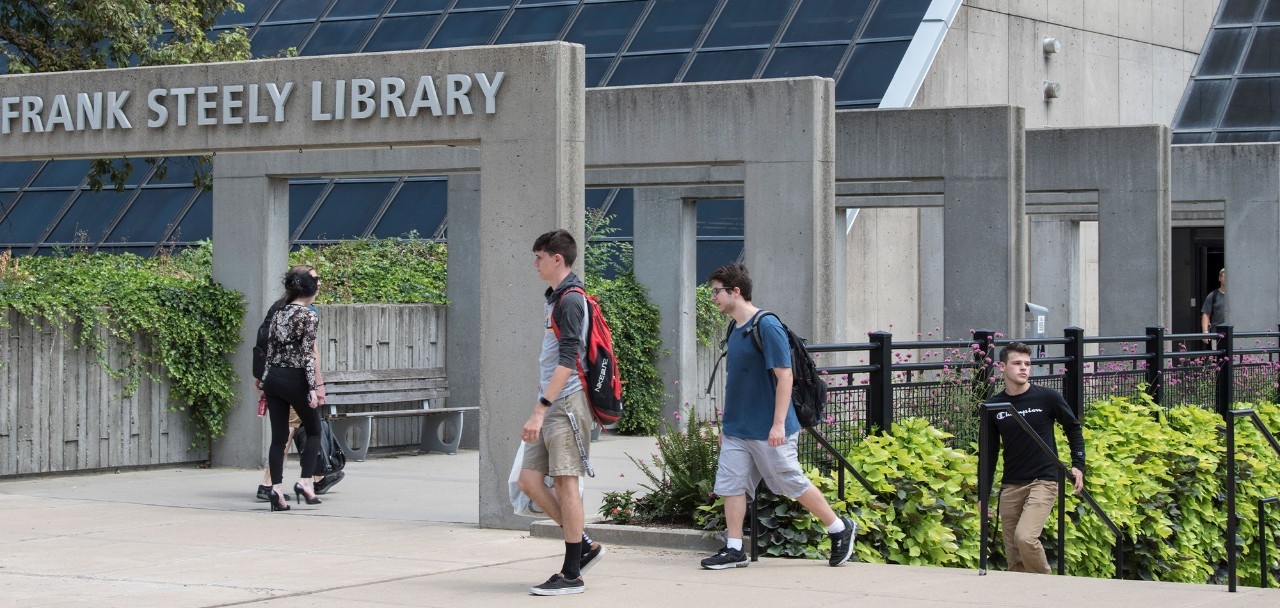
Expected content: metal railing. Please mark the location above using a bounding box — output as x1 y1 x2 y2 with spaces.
1260 497 1279 589
1224 408 1280 591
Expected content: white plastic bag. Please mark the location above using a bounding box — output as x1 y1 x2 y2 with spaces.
508 440 586 518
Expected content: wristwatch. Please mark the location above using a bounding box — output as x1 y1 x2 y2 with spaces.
539 396 553 407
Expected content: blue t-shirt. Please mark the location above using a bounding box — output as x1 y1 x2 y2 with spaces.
722 313 800 440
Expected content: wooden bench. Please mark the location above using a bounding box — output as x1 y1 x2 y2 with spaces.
323 367 477 461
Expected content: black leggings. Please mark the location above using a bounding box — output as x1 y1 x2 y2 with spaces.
263 367 322 485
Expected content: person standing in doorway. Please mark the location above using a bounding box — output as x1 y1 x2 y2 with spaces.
518 229 605 596
984 342 1086 574
699 263 855 570
1201 267 1226 346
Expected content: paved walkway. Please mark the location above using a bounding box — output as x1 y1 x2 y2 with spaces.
3 434 1278 607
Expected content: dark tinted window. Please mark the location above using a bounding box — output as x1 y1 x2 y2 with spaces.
373 179 447 238
429 10 504 48
388 0 449 14
365 15 437 51
627 0 717 52
289 182 329 235
30 160 93 189
301 180 395 239
696 240 744 283
564 1 646 55
173 192 213 242
269 0 331 22
585 188 612 211
217 0 273 26
1215 130 1274 142
696 199 744 236
701 0 789 49
608 53 687 86
600 188 633 237
0 191 72 243
496 5 574 44
328 0 391 18
586 56 613 86
1222 77 1280 127
47 190 131 243
301 19 376 55
1171 132 1215 144
1243 26 1280 74
684 49 765 82
783 0 870 43
106 188 193 244
453 0 512 8
1200 27 1251 75
861 0 929 39
0 161 43 188
1176 79 1232 129
1221 0 1265 24
836 40 910 103
149 158 200 186
251 22 313 56
1264 0 1280 22
762 44 845 78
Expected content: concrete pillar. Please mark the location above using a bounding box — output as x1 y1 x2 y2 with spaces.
1028 218 1081 337
445 173 481 450
210 174 290 467
633 188 697 428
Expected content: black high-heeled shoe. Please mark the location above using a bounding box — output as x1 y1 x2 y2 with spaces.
269 489 291 512
294 482 321 505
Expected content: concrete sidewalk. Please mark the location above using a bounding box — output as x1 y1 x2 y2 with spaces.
3 434 1278 607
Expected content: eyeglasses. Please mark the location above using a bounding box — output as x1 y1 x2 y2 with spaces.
710 287 733 296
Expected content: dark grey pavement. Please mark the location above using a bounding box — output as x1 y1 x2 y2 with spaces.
3 434 1278 607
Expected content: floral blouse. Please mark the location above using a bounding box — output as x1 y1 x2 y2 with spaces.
262 303 318 390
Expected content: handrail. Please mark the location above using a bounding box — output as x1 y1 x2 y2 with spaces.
979 402 1125 577
1225 409 1280 592
1260 497 1279 589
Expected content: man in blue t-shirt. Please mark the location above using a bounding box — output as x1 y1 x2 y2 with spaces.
700 263 855 570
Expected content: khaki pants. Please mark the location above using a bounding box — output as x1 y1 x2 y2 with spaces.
999 479 1058 574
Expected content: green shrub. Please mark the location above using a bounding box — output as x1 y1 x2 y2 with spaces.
629 409 720 525
294 236 448 304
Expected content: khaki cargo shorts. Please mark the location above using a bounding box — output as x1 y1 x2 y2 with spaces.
522 391 592 477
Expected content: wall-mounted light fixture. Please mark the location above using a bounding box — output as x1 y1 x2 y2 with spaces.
1044 81 1061 100
1043 37 1061 55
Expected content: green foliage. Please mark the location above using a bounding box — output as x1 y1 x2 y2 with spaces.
694 283 723 349
292 236 449 304
628 410 720 525
599 490 638 525
0 248 243 445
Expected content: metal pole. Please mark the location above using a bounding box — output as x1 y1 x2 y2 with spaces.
1227 411 1238 592
1058 467 1066 575
749 485 759 562
1064 327 1085 420
1261 499 1269 590
867 331 893 435
978 402 991 575
1145 326 1164 405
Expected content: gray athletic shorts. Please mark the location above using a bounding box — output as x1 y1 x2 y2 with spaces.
522 391 592 477
713 433 812 500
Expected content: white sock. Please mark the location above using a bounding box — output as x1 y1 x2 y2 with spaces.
826 519 846 534
726 538 743 551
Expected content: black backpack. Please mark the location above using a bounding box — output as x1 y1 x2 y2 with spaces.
293 419 346 474
251 301 285 381
706 310 827 428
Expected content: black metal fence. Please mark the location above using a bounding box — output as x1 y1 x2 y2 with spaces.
797 324 1280 470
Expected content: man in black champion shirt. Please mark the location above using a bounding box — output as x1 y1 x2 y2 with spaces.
984 342 1085 574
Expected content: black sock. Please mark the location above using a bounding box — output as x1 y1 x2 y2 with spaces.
581 532 595 550
563 541 583 579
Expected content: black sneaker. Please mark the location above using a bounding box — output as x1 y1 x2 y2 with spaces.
256 485 272 502
828 517 856 567
700 546 748 570
314 471 345 495
529 573 585 596
580 542 606 574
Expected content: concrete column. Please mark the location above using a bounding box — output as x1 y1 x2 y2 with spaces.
445 173 481 450
1028 218 1081 337
918 207 945 338
210 174 290 467
633 188 697 428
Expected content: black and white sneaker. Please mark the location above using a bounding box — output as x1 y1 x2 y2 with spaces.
700 546 749 570
580 542 606 574
529 573 585 596
828 517 856 567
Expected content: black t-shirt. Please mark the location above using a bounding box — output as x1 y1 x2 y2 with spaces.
984 384 1086 486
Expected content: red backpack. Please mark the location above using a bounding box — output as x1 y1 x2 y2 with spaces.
550 286 624 426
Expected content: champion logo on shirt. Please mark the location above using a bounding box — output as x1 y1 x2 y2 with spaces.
995 408 1044 420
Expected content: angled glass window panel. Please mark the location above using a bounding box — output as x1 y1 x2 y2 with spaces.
565 1 646 55
372 179 446 238
696 199 743 237
835 40 910 103
1221 0 1265 24
0 191 74 244
148 158 200 186
30 160 93 189
1214 130 1274 143
251 22 313 57
601 188 633 238
519 0 578 5
364 14 438 51
46 189 131 244
216 0 274 26
586 56 613 86
452 0 512 8
1243 26 1280 74
301 180 395 240
627 0 718 53
93 158 148 188
388 0 449 14
1199 28 1251 76
607 53 686 86
429 10 505 48
701 0 790 49
696 239 744 283
684 48 766 82
106 188 192 244
1171 132 1214 144
268 0 331 22
328 0 392 18
1174 79 1232 129
0 161 43 188
289 182 328 234
782 0 870 43
301 19 376 55
1222 77 1280 128
585 188 611 211
861 0 929 39
496 5 574 43
173 192 213 243
762 44 845 78
1265 0 1280 22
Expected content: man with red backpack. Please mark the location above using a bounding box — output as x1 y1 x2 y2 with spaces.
518 229 606 596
